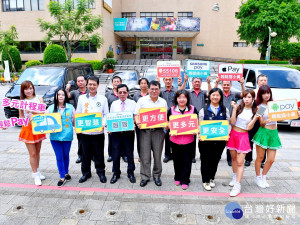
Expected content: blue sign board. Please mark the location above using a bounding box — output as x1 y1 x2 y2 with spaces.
107 112 134 132
200 121 229 140
114 18 128 31
186 60 210 78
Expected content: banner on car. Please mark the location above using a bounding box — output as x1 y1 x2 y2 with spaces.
200 120 229 141
31 113 62 135
268 99 299 121
186 60 210 78
169 114 198 135
106 112 134 132
139 107 167 129
75 113 103 133
157 61 181 78
218 64 243 81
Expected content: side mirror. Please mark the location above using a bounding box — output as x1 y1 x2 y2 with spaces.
245 82 254 88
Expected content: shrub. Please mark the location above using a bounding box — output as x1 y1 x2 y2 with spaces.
106 50 114 58
88 60 102 70
101 58 118 70
71 57 88 63
43 44 67 64
25 60 42 68
1 46 22 72
235 60 289 64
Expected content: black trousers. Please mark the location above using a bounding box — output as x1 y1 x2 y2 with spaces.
164 130 172 157
108 133 125 157
111 131 135 175
135 127 141 157
191 137 196 159
81 134 105 176
172 141 194 185
77 133 83 157
199 141 226 183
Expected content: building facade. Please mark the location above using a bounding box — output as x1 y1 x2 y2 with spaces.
0 0 261 62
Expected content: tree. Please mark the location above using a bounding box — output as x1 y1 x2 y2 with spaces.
0 25 19 72
37 0 104 62
236 0 300 59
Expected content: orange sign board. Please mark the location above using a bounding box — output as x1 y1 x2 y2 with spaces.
139 107 167 129
268 99 299 121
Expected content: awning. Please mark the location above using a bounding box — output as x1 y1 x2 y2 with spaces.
115 31 199 38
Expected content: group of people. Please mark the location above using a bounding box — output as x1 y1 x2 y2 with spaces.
17 73 297 197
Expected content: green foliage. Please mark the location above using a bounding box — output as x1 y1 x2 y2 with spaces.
236 59 289 64
1 46 22 72
279 65 300 71
25 60 42 68
106 50 114 58
101 58 118 70
271 42 300 61
43 44 67 64
71 57 102 70
37 0 104 62
236 0 300 59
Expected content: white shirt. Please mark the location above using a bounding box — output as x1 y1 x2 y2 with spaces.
110 99 136 113
234 108 253 130
76 93 109 135
134 95 167 115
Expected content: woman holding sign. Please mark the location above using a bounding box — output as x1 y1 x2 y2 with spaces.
198 88 230 191
167 90 198 190
19 81 46 186
252 85 281 189
227 90 259 197
46 88 75 187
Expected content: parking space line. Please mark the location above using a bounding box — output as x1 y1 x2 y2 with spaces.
1 182 300 199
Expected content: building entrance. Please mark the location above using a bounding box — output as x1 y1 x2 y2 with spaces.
140 39 173 59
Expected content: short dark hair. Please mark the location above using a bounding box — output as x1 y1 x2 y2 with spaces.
117 84 129 92
174 90 191 111
192 77 202 82
77 75 87 81
148 80 161 89
112 75 122 83
257 74 268 83
138 77 149 85
87 76 99 85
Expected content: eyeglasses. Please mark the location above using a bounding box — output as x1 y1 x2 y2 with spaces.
118 91 128 94
150 88 159 92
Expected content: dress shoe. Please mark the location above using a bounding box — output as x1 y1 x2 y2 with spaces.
76 156 82 164
228 161 232 166
110 174 120 184
99 175 107 183
244 160 251 167
154 177 162 186
192 158 196 163
128 174 136 183
261 163 265 169
163 156 172 163
107 156 113 162
122 156 128 163
140 179 149 187
79 174 91 183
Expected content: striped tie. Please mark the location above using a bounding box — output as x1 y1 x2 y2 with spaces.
121 101 125 111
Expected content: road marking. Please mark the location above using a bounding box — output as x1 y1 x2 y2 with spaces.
1 182 300 198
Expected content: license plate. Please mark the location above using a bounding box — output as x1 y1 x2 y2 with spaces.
291 120 300 127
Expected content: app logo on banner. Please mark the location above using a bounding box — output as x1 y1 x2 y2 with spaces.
186 60 210 78
218 64 243 81
75 113 102 133
267 99 299 121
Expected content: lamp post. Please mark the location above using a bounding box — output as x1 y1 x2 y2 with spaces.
62 34 71 63
266 26 277 65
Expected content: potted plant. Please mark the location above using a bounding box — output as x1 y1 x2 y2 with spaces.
101 58 118 73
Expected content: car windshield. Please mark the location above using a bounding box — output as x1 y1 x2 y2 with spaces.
113 71 138 87
259 69 300 89
16 68 65 86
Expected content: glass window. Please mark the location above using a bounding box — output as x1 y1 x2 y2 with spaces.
177 41 192 55
122 12 136 18
2 0 45 11
259 69 300 89
17 0 24 10
178 12 193 18
24 0 31 11
39 0 44 10
9 0 17 11
31 0 39 11
140 12 173 18
233 42 248 47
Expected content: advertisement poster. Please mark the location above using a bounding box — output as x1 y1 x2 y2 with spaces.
176 18 200 31
186 60 210 78
151 18 177 31
75 113 103 133
157 61 181 78
126 18 152 31
200 120 229 141
31 113 62 135
268 99 299 121
169 114 198 136
139 107 167 129
106 112 134 132
218 64 243 81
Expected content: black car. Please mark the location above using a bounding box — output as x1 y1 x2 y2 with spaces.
4 63 94 118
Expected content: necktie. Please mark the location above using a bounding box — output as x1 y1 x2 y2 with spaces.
121 101 125 111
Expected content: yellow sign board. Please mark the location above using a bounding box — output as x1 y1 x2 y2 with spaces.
200 120 229 141
75 113 103 133
169 114 198 136
31 113 62 135
139 107 167 129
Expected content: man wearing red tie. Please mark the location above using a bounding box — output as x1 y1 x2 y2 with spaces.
109 84 137 184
